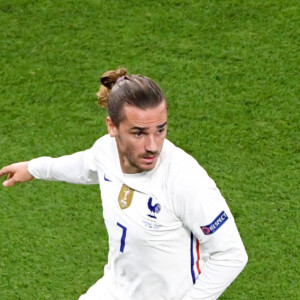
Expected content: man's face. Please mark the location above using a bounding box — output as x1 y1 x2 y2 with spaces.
106 101 168 174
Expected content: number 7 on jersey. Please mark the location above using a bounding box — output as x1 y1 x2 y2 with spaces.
117 222 127 253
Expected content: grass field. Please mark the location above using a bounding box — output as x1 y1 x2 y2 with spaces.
0 0 299 299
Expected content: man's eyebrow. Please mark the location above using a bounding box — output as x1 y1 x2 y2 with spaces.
157 122 167 129
130 122 167 131
130 126 148 131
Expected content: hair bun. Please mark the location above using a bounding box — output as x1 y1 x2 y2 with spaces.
97 68 128 107
100 68 127 89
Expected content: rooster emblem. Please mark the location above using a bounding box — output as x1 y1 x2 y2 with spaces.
147 197 161 219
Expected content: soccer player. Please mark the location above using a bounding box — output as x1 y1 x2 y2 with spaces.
0 68 248 299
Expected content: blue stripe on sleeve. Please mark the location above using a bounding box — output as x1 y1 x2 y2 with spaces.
190 233 196 284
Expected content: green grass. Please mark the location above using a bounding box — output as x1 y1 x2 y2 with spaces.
0 0 299 299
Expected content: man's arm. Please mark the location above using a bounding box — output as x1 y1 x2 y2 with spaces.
1 148 99 187
171 158 247 299
181 215 248 300
28 150 98 184
0 162 34 187
28 149 98 184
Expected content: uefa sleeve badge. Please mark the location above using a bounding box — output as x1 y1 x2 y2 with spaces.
200 211 228 235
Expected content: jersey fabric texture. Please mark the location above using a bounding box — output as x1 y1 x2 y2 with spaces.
28 135 247 300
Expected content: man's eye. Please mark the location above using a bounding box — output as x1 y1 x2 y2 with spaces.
134 132 142 137
158 128 165 134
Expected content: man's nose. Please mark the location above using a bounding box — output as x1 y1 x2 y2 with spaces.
145 135 158 153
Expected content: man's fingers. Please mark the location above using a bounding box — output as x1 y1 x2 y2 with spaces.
1 162 32 187
0 166 15 187
3 178 16 187
0 166 10 177
2 171 16 187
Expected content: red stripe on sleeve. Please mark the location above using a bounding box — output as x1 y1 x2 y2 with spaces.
196 239 201 274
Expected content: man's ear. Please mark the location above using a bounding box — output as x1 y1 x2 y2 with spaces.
106 116 117 137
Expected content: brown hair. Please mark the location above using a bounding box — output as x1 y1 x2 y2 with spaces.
97 68 166 126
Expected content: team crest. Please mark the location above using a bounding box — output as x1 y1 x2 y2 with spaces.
147 197 161 219
118 184 134 209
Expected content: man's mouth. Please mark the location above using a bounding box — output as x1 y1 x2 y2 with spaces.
142 155 157 163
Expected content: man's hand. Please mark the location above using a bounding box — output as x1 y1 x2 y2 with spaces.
0 162 34 187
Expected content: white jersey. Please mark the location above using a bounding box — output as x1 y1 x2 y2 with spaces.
28 135 247 300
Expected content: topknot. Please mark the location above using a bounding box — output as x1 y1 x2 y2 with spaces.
97 68 127 107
